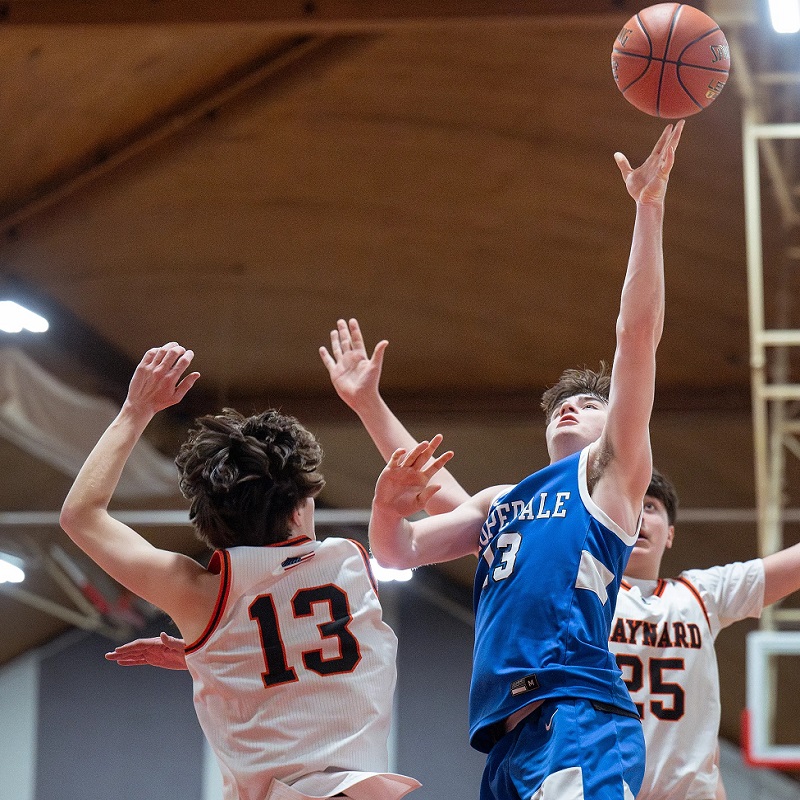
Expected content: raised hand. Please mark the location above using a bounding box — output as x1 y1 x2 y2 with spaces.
373 435 454 518
319 318 388 411
615 119 684 206
125 342 200 416
105 631 187 670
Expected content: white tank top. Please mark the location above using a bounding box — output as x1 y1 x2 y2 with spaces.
185 536 413 800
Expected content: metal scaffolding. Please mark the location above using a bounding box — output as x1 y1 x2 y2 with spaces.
722 6 800 630
712 0 800 767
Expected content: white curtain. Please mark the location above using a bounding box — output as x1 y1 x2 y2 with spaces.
0 347 177 499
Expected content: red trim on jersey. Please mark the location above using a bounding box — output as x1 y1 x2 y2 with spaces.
654 579 667 597
676 576 711 630
269 535 313 547
185 549 232 653
350 539 379 595
620 579 632 591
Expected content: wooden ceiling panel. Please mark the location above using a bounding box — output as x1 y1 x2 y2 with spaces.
0 26 300 212
1 19 754 408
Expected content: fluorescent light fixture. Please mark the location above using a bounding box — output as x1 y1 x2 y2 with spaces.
769 0 800 33
0 552 25 583
370 558 413 582
0 300 49 333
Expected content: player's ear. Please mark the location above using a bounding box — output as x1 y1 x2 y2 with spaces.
289 506 303 529
665 525 675 550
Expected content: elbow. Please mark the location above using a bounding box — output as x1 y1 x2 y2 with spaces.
59 500 92 540
59 503 79 537
616 318 662 349
369 540 417 571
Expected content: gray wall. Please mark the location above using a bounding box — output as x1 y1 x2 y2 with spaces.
35 624 205 800
388 579 486 798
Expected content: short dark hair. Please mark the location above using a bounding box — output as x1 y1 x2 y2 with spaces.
647 467 679 525
540 364 611 420
175 408 325 549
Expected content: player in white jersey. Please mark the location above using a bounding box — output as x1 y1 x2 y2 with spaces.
60 343 420 800
611 467 800 800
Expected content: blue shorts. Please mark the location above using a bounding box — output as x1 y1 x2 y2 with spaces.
479 698 645 800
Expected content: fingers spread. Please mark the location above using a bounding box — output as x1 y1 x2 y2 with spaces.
329 328 343 359
404 439 436 470
653 123 674 156
348 318 364 349
422 450 455 479
388 447 408 467
337 318 352 351
319 346 334 369
372 339 389 366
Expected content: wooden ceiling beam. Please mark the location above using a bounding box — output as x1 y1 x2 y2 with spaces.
0 0 634 27
0 36 345 237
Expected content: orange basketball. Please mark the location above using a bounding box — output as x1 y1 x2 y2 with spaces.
611 2 730 118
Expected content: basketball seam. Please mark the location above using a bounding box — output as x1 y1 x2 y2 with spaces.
676 26 722 62
674 24 727 112
612 50 729 74
656 3 682 117
616 11 654 93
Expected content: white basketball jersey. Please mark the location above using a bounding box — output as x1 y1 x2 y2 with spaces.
184 536 414 800
610 559 765 800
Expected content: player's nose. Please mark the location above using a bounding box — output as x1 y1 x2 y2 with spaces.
558 400 578 416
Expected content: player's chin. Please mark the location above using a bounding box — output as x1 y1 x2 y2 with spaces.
628 542 648 563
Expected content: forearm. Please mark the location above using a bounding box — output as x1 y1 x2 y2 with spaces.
61 403 153 529
369 486 487 568
762 543 800 606
368 505 420 569
356 396 470 514
617 201 665 343
355 393 420 461
600 201 665 506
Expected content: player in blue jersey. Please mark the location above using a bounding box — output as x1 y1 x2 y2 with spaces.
367 120 684 800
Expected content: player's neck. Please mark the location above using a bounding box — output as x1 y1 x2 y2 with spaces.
623 556 662 581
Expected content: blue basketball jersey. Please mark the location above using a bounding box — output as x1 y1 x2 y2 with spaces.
469 446 639 753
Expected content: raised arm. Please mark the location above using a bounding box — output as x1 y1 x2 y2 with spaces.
592 121 684 534
369 436 497 569
320 317 470 513
59 344 212 639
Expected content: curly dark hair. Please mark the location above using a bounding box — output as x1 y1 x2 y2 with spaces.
540 363 611 421
647 467 679 525
175 408 326 549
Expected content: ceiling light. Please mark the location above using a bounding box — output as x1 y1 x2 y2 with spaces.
0 552 25 583
0 300 49 333
769 0 800 33
370 558 413 582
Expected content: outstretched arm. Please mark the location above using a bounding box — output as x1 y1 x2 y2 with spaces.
369 436 497 569
592 121 684 535
762 542 800 607
105 632 187 670
320 318 470 514
60 344 210 635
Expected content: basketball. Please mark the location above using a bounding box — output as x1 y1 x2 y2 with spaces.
611 3 730 118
